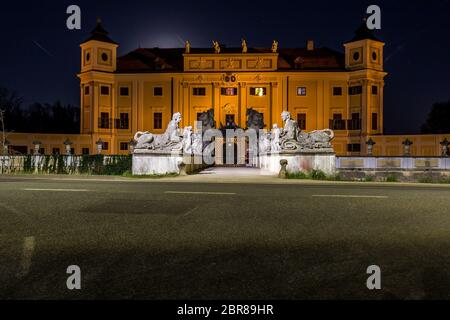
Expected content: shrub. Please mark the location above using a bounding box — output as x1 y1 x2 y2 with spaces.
364 175 375 182
287 171 308 179
418 175 433 183
310 169 327 180
386 174 397 182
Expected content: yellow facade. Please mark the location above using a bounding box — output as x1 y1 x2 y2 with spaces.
5 22 450 157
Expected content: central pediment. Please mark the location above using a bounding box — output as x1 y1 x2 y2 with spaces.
183 53 278 72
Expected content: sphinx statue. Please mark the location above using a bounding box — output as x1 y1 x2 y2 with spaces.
277 111 334 152
134 113 183 152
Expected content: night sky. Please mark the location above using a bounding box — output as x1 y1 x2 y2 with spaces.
0 0 449 134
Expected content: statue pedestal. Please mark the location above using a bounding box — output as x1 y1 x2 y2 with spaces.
132 151 204 175
259 152 336 176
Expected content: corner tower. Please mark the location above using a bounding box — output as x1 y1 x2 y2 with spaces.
78 20 118 154
80 19 118 73
344 21 387 154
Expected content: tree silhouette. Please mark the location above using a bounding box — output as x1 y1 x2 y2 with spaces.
0 86 80 134
421 100 450 134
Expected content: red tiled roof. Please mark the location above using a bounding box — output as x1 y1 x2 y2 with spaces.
116 47 345 73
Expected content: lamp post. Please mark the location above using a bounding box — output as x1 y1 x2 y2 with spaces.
366 138 376 156
402 138 413 156
32 140 42 155
440 138 450 156
63 139 73 155
95 138 103 155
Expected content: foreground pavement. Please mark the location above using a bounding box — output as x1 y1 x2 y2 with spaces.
1 171 450 299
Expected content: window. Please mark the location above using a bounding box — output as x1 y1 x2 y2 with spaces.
296 87 307 96
349 86 362 95
115 113 129 129
154 87 163 96
297 113 306 130
249 87 266 96
100 86 110 96
84 86 90 95
120 142 129 151
353 51 360 61
82 148 90 155
347 143 361 152
372 51 378 61
372 85 378 95
102 142 109 150
372 113 378 130
101 53 109 62
221 87 238 96
120 87 129 96
52 148 60 155
154 112 163 129
197 112 203 121
193 87 206 96
330 114 346 130
99 112 110 129
333 87 342 96
348 113 361 130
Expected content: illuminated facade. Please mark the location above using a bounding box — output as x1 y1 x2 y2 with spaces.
6 21 450 157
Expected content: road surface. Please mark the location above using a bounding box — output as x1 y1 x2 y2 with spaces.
1 173 450 299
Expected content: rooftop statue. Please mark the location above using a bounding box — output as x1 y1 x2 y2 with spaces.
271 40 278 53
242 39 248 53
213 41 221 54
185 40 191 54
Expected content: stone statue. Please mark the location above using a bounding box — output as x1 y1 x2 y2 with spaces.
259 131 271 154
242 39 248 53
280 111 299 141
192 132 203 155
246 108 265 130
271 124 281 152
185 40 191 54
197 108 215 130
271 40 278 53
182 126 193 154
213 41 221 54
134 113 183 152
277 111 334 152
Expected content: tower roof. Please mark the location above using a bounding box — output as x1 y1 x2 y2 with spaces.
346 19 382 43
81 19 118 45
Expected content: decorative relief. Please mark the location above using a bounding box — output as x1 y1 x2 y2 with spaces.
246 58 272 69
189 58 214 69
219 58 242 70
222 103 235 114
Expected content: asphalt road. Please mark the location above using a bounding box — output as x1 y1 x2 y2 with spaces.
1 175 450 299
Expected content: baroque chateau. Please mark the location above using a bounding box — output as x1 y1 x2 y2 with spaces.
7 21 450 157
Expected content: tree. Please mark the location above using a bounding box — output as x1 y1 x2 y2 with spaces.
0 87 24 132
421 100 450 134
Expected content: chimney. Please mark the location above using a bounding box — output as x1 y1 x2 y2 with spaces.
307 40 314 51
